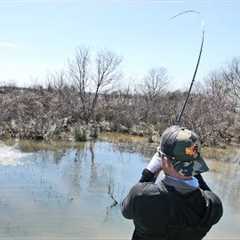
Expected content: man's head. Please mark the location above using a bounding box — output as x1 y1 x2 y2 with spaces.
159 125 209 176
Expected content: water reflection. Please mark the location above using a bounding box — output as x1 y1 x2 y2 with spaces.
0 140 239 239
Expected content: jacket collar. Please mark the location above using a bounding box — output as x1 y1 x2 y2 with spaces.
159 173 199 194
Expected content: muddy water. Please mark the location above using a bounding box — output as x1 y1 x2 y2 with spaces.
0 141 239 239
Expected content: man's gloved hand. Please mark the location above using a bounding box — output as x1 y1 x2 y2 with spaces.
146 152 162 174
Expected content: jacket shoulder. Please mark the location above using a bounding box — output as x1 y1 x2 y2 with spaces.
133 181 168 197
121 182 168 219
201 190 223 225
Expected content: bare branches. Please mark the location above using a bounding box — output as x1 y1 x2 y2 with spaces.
47 70 66 92
95 50 122 91
68 47 90 120
69 47 122 123
142 67 168 101
0 48 239 146
222 58 240 102
139 67 168 123
91 51 122 117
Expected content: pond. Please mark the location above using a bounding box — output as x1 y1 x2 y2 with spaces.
0 140 239 240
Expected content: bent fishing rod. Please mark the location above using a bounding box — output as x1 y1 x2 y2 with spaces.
170 10 205 124
108 10 205 206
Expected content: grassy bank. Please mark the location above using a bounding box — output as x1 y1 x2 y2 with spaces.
99 132 239 161
98 132 146 143
2 132 239 162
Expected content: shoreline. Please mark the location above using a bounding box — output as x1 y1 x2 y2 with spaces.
2 131 239 163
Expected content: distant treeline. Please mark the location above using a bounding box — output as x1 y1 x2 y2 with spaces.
1 47 240 146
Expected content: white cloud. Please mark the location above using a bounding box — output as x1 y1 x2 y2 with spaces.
0 41 17 48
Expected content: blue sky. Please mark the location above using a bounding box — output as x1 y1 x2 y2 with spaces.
0 0 239 89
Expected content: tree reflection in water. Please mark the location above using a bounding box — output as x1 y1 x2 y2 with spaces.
0 140 239 239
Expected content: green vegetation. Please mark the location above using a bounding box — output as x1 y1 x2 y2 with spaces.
74 127 87 142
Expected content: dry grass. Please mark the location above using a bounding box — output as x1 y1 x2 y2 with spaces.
3 133 239 163
202 146 238 161
99 132 146 143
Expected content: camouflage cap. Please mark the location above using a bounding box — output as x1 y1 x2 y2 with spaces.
159 125 209 176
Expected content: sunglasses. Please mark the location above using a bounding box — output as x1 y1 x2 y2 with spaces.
185 144 199 158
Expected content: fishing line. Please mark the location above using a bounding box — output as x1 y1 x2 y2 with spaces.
169 10 201 20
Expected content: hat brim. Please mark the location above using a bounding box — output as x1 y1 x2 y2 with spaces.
192 155 209 175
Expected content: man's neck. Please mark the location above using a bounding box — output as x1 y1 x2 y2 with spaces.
164 172 192 180
161 174 199 193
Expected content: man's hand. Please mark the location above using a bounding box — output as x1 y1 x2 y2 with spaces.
146 152 162 174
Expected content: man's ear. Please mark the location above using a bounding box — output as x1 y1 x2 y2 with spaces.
167 158 176 171
161 157 171 171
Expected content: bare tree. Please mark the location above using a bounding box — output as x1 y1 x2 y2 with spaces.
91 50 122 119
69 47 91 122
46 70 66 92
139 67 168 123
69 47 122 123
142 68 168 100
222 58 240 104
182 72 236 145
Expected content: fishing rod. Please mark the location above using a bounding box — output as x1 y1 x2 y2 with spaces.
176 30 204 124
108 11 205 207
170 10 205 124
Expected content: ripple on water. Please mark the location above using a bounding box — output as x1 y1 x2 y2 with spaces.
0 142 31 166
0 141 239 240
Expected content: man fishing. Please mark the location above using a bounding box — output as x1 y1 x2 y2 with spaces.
121 125 223 240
